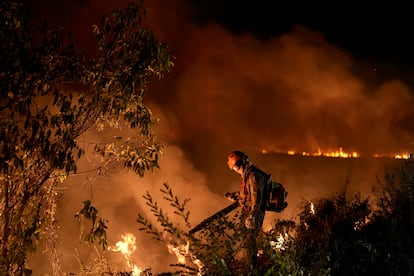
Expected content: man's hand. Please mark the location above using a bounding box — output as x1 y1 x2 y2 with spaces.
225 191 239 202
245 215 255 229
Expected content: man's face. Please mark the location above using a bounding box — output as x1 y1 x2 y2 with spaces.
227 153 244 175
231 165 243 175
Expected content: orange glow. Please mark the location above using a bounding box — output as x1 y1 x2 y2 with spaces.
167 242 188 264
166 241 204 274
261 147 411 159
309 201 315 215
394 153 411 159
109 233 142 275
270 232 290 251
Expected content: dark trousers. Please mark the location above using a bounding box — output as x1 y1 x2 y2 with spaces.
240 209 265 272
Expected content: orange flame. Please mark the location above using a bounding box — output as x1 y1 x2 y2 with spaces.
262 148 411 159
109 233 142 275
272 233 289 251
167 242 188 264
309 201 315 215
166 240 204 274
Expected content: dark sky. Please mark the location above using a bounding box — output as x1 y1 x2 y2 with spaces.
34 1 414 75
191 1 414 63
188 1 414 85
32 0 414 84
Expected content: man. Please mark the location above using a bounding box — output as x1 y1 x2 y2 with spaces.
226 150 269 270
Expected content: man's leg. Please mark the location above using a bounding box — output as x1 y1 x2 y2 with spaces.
249 210 265 271
247 229 259 270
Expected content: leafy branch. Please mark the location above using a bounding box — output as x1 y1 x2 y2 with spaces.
137 183 190 245
75 200 108 251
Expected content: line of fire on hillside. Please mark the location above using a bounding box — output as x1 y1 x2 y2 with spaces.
261 147 412 159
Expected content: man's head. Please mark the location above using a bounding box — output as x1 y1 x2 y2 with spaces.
227 150 249 174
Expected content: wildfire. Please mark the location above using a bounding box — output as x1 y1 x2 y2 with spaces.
392 153 412 159
309 201 315 215
109 233 142 275
261 147 411 159
167 242 188 264
166 241 204 274
270 233 289 251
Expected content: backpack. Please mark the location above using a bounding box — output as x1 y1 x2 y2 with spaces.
265 175 288 212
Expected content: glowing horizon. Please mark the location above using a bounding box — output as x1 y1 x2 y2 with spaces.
261 147 412 159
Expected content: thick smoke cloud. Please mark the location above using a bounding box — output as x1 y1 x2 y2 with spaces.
29 0 413 274
146 8 414 157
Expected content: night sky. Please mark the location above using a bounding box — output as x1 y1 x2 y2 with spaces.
192 2 414 61
190 1 414 83
29 0 413 273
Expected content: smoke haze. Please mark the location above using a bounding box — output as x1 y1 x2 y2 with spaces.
29 0 413 274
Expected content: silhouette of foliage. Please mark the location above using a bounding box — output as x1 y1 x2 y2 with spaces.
137 183 303 275
0 0 173 273
75 200 108 251
293 155 414 275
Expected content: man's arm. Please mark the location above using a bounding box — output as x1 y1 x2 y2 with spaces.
244 172 265 229
248 172 263 217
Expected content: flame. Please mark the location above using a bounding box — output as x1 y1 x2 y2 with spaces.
262 147 411 159
288 147 359 158
109 233 142 275
394 153 411 159
270 233 289 251
309 201 315 215
167 242 188 264
166 240 204 274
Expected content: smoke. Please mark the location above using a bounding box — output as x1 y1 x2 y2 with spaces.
58 143 228 273
28 0 413 274
146 7 414 157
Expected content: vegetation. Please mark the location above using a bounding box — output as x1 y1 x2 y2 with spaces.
137 155 414 275
0 0 173 274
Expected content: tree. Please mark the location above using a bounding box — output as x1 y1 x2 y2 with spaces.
0 0 173 273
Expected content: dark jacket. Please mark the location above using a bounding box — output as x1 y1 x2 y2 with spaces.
239 164 268 228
